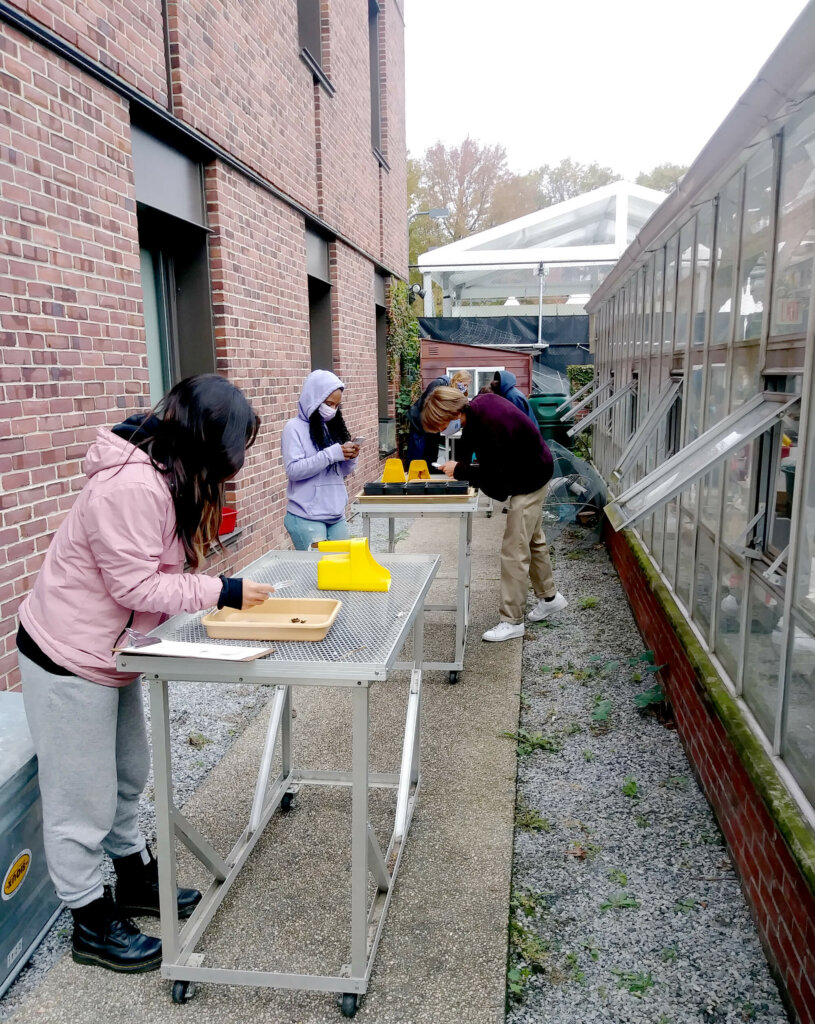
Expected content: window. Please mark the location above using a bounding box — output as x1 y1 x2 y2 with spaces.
555 377 595 415
369 0 385 162
307 277 334 371
375 273 394 453
771 96 815 338
132 126 214 404
137 210 215 405
605 393 800 532
445 366 505 394
561 378 613 420
568 378 637 438
298 0 334 93
611 378 682 482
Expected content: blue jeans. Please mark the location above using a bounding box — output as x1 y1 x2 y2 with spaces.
284 512 350 550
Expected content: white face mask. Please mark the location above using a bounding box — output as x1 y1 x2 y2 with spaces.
456 382 468 393
319 402 338 421
440 418 461 437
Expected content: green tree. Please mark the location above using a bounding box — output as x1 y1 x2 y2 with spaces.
636 163 689 192
536 158 621 207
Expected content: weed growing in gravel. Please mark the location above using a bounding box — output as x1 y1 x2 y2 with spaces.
611 968 654 997
513 889 551 918
565 722 583 735
188 731 212 748
565 550 583 560
621 775 640 799
660 947 678 963
506 965 531 1002
600 893 641 911
591 696 612 731
561 951 586 983
509 917 551 970
634 812 651 828
503 728 564 756
674 896 697 914
583 749 596 761
634 682 665 707
515 800 551 832
579 938 600 961
567 841 602 862
607 868 628 886
663 774 689 790
579 596 600 609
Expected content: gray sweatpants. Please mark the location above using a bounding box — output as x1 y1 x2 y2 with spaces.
19 653 149 908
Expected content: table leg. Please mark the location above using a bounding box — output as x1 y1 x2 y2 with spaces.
350 684 370 977
388 516 395 553
363 513 371 546
149 678 180 963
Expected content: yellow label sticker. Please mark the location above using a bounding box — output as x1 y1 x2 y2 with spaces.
2 851 31 900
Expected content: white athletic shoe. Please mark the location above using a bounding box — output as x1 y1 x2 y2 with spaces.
528 592 569 622
482 621 525 642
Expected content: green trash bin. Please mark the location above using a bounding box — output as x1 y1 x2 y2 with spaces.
529 394 573 449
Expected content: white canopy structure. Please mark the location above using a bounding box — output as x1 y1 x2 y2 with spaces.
417 181 666 317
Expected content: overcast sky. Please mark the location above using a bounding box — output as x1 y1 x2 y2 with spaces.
404 0 810 179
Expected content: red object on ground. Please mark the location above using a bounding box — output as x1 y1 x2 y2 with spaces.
218 507 237 536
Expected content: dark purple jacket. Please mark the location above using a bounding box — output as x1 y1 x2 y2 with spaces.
453 393 553 502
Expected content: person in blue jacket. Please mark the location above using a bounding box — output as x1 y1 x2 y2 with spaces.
491 370 537 424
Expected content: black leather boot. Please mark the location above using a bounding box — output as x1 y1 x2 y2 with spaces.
72 887 162 972
114 847 201 919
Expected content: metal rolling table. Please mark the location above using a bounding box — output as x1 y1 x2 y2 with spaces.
117 550 438 1018
354 491 477 683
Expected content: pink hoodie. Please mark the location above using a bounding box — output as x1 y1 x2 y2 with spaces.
19 428 223 686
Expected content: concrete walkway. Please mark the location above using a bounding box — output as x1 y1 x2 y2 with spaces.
9 509 520 1024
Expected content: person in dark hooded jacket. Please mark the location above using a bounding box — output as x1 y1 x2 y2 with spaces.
491 370 536 424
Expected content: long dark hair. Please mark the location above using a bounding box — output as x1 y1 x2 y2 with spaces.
137 375 260 569
309 406 350 451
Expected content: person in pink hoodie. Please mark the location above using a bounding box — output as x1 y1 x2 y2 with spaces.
16 374 274 974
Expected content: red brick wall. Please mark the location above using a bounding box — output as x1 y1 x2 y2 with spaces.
0 2 406 691
166 1 317 211
379 0 407 274
606 525 815 1024
6 0 169 105
203 161 311 570
0 26 147 692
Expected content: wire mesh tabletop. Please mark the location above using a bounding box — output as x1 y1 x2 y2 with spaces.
117 551 439 683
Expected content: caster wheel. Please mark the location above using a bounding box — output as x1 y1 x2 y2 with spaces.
340 993 358 1018
281 792 294 812
486 511 493 518
171 980 195 1004
448 671 460 684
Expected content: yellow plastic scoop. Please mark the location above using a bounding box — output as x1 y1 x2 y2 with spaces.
317 538 391 592
407 460 430 480
381 458 406 483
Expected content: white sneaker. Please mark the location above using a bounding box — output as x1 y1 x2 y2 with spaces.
528 592 568 622
482 621 525 642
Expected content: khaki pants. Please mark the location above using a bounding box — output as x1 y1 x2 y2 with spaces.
499 485 555 623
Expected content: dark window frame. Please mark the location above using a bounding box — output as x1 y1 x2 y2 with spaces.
298 0 335 96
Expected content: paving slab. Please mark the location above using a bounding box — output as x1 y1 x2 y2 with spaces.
8 509 520 1024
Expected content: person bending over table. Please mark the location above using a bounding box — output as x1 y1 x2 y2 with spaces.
16 375 275 974
406 370 471 465
421 385 568 642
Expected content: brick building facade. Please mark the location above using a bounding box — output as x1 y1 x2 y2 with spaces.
0 0 407 691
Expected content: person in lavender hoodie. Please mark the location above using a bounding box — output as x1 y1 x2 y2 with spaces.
282 369 360 549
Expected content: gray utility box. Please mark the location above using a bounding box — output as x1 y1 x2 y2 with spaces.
0 690 62 997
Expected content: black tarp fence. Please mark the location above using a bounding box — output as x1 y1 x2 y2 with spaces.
417 315 593 379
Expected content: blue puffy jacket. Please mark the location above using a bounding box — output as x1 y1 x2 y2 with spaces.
493 371 536 424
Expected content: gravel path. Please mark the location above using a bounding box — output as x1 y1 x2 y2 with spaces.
507 520 788 1024
0 510 400 1021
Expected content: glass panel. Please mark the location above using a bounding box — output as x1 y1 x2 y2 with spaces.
607 396 797 531
711 173 742 346
782 618 815 805
693 526 716 636
730 344 761 410
652 248 664 359
795 385 815 619
652 502 665 566
663 235 678 355
771 96 815 338
720 441 755 549
768 398 800 556
693 201 714 348
715 549 744 679
676 510 696 605
700 359 727 533
571 379 637 436
737 142 773 343
614 379 682 478
139 247 171 407
686 362 705 445
742 577 782 739
675 219 695 352
663 497 679 585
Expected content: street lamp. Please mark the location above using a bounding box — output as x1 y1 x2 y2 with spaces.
408 206 450 225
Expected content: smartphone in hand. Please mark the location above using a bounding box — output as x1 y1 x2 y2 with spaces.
352 436 366 444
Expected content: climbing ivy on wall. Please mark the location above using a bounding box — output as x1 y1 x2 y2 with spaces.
566 364 594 395
387 280 421 453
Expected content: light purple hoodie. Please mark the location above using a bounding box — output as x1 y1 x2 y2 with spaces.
282 370 357 522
